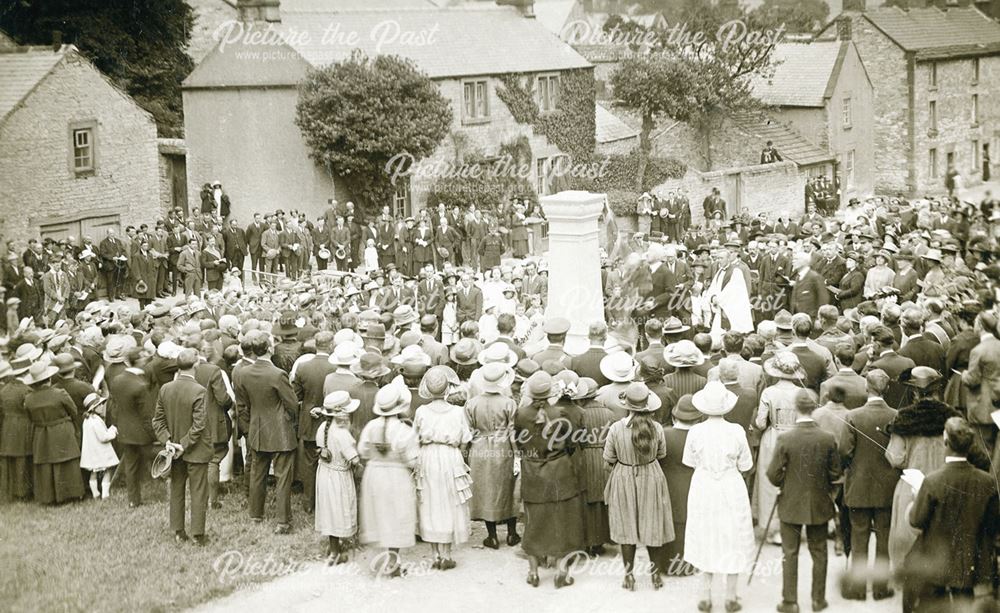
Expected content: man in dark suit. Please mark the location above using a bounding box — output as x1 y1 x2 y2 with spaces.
719 359 756 441
863 325 915 409
787 315 829 393
244 213 265 284
152 348 211 545
790 252 829 320
813 243 846 291
530 317 572 370
494 313 527 363
416 269 445 319
455 274 483 324
233 331 300 534
767 389 841 613
111 348 159 507
193 349 233 510
570 321 610 386
98 228 128 301
902 417 998 612
222 218 248 273
291 331 337 513
898 308 945 374
14 266 42 323
635 319 669 372
839 369 899 601
649 246 690 320
819 343 867 409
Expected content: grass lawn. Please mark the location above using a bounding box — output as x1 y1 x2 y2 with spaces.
0 478 322 612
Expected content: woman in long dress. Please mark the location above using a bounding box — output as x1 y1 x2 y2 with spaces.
413 366 473 569
684 382 755 613
314 392 361 565
514 371 586 588
604 382 674 591
0 355 35 501
660 395 703 577
755 352 812 544
465 362 519 549
358 383 419 578
574 376 615 556
863 251 896 297
23 361 85 504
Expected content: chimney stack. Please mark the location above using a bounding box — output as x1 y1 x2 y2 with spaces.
836 15 852 39
238 0 281 23
52 30 62 53
496 0 536 18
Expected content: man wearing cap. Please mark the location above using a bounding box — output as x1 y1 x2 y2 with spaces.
531 317 572 370
152 348 211 544
291 331 338 513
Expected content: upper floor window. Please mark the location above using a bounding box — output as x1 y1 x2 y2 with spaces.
930 62 938 88
70 121 97 176
973 57 980 83
972 94 980 125
462 79 489 123
536 74 560 112
842 97 852 129
929 100 937 132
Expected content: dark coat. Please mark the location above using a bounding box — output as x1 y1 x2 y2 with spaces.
108 369 156 446
245 221 265 254
455 285 483 322
899 335 946 374
152 373 211 464
819 369 868 409
570 347 611 387
865 351 916 409
194 362 233 445
233 358 298 453
836 269 865 310
790 269 829 319
660 427 694 524
129 250 158 300
222 226 248 261
292 353 337 442
14 279 42 321
840 398 899 508
0 380 32 457
722 382 757 440
767 421 841 525
24 386 80 464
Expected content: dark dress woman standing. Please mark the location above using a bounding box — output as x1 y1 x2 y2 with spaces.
571 375 615 556
514 371 586 588
23 361 85 504
659 394 702 576
0 355 34 501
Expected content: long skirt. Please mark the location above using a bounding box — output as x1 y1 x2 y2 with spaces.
684 468 755 574
33 459 85 504
468 438 515 522
889 479 920 570
416 444 472 544
359 461 417 549
604 463 674 546
583 501 610 547
523 494 585 559
755 427 787 542
0 455 32 501
315 464 357 538
661 522 697 576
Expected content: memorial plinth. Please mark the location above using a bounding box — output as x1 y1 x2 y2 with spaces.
541 191 606 355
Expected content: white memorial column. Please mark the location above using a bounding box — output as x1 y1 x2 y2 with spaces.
541 190 607 355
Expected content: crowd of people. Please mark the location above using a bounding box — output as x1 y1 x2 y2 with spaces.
0 187 999 613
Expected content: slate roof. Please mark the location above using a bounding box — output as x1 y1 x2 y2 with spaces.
752 41 845 108
862 7 1000 60
0 45 66 124
595 103 637 144
732 114 833 167
278 7 591 78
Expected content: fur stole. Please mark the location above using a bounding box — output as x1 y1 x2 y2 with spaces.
886 399 958 437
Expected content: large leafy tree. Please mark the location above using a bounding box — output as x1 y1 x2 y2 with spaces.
610 0 779 176
0 0 194 137
750 0 829 34
295 51 453 213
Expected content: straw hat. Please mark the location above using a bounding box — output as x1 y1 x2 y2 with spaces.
899 366 943 390
52 353 82 375
480 362 514 394
151 448 174 479
313 391 361 417
102 335 136 364
419 365 460 400
513 358 540 383
619 382 662 413
333 328 364 348
523 371 556 401
573 377 599 400
664 340 705 368
328 341 362 366
392 305 417 327
22 360 59 386
373 383 413 417
692 381 738 416
82 392 107 413
156 340 182 360
449 338 479 366
662 317 690 336
477 342 518 367
764 352 806 381
392 345 432 366
350 352 391 379
599 352 638 383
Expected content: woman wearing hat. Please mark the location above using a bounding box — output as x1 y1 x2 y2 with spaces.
572 376 615 557
0 357 33 501
467 342 518 399
837 252 866 311
358 383 419 577
683 382 755 611
755 352 813 545
864 251 896 298
413 366 472 569
659 394 702 577
603 382 674 591
349 352 390 439
313 391 361 565
448 338 480 380
465 362 519 550
23 360 86 504
596 352 638 419
514 370 586 588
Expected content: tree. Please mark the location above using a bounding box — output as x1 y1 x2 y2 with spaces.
610 0 779 175
750 0 830 34
0 0 194 137
295 51 453 213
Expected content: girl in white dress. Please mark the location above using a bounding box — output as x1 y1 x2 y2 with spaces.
684 382 755 613
79 393 118 500
313 391 360 565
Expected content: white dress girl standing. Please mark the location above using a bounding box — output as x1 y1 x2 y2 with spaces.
79 393 118 500
314 391 361 565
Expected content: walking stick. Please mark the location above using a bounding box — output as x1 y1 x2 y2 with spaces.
747 494 780 586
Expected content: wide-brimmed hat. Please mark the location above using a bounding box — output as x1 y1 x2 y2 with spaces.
328 341 362 366
82 392 107 413
419 365 460 400
22 360 59 385
350 352 391 379
664 340 705 368
151 448 174 479
619 382 662 413
899 366 943 390
361 323 394 351
600 352 638 383
922 248 943 263
773 309 793 331
514 358 540 383
662 316 690 335
764 351 806 381
313 391 361 417
672 394 702 423
477 342 518 367
543 317 571 336
449 338 479 366
692 381 738 416
392 344 432 366
273 311 299 336
102 335 135 364
480 362 514 394
573 377 599 400
52 352 82 374
373 383 413 417
13 342 43 364
523 370 556 400
392 305 417 327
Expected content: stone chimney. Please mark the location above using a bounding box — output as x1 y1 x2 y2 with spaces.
836 15 852 39
238 0 281 23
52 30 62 53
497 0 535 18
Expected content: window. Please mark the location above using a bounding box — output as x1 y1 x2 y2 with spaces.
842 97 852 129
946 150 955 168
973 57 980 83
71 126 95 174
930 62 937 88
973 139 980 169
392 179 410 218
462 79 489 123
972 94 979 125
846 150 855 189
536 157 548 195
929 148 938 179
536 74 560 112
929 100 937 132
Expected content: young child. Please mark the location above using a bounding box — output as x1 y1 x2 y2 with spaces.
363 238 379 272
79 393 119 500
313 391 361 565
